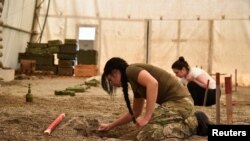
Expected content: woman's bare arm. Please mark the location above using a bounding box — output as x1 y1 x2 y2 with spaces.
136 70 158 127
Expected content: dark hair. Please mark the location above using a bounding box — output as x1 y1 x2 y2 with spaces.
101 57 136 123
171 56 190 71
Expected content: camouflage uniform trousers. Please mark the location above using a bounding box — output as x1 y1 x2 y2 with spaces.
135 97 198 141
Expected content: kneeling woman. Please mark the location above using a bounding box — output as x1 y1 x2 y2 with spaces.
98 57 207 140
172 56 216 106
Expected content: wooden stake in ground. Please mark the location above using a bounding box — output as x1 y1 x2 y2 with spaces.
203 80 210 106
216 73 221 124
225 76 233 124
235 69 237 92
44 113 65 134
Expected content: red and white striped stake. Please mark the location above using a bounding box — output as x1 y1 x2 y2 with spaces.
235 69 237 92
216 73 221 124
44 113 65 134
225 76 233 124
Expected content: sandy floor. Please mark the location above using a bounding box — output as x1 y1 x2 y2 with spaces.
0 75 249 141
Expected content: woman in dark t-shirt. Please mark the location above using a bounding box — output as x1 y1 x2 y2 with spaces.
98 57 209 140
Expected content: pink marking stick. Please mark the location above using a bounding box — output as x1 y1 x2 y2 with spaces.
44 113 65 134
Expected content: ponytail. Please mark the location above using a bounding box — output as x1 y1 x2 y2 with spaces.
101 57 136 123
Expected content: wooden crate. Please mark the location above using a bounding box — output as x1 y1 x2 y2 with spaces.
77 50 97 65
58 67 74 76
36 65 58 74
57 53 76 60
64 39 78 44
59 44 77 54
18 53 54 66
20 59 36 75
58 60 75 67
74 65 98 77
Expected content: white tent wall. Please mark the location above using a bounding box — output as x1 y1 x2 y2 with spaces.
151 19 250 87
99 20 146 71
42 18 100 42
213 20 250 87
150 20 179 71
1 0 250 86
150 20 210 73
1 0 36 68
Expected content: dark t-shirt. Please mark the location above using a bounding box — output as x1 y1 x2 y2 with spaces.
126 63 190 104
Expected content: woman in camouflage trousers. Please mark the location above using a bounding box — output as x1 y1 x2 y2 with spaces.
98 57 208 140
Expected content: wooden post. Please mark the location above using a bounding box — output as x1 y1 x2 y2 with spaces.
203 80 210 106
216 73 220 124
225 76 233 124
235 69 237 92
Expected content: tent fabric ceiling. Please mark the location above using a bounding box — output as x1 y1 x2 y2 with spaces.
41 0 249 20
1 0 250 86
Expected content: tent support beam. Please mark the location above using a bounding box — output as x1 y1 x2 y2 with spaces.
207 20 214 74
30 0 42 43
145 19 151 64
3 24 31 34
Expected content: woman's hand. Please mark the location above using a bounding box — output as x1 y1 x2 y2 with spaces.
97 123 111 132
135 116 149 129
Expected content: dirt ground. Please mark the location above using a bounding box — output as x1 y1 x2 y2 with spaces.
0 75 250 141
